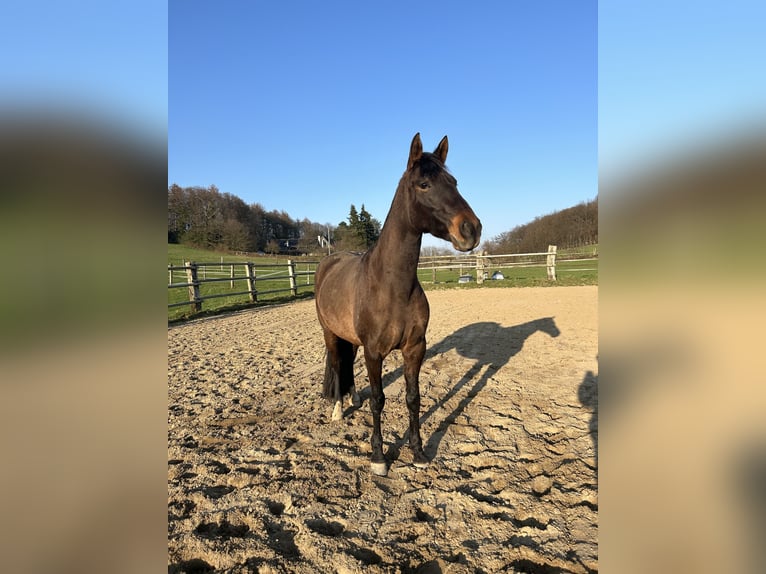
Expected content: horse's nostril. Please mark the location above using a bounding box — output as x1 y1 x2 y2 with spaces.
461 219 475 239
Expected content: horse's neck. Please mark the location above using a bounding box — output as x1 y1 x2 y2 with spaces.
366 188 422 286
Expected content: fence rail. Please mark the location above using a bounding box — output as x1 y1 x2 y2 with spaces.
419 245 581 283
168 259 318 314
168 245 597 319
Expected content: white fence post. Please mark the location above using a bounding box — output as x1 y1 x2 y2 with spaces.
547 245 557 281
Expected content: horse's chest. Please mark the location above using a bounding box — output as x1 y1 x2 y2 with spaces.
356 307 425 353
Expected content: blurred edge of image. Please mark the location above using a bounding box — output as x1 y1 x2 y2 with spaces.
0 2 168 573
600 1 766 567
601 123 766 572
0 109 169 572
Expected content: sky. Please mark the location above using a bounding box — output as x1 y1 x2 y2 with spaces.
1 1 761 247
168 1 598 249
599 1 766 181
1 0 167 137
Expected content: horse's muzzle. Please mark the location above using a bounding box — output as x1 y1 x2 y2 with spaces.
450 215 482 251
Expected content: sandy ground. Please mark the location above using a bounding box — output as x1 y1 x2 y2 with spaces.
168 286 598 573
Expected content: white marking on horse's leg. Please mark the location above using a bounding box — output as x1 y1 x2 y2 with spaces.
348 386 361 407
332 400 343 421
370 461 388 476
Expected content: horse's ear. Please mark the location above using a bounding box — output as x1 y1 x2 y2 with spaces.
408 133 423 169
434 135 449 164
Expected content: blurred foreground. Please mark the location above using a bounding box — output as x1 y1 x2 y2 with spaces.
0 111 167 573
601 131 766 573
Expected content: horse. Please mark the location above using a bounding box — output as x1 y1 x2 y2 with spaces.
314 133 481 475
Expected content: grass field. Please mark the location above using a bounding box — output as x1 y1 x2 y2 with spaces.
168 243 597 321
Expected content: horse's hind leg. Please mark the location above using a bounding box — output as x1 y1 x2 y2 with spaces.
321 330 344 420
322 330 357 421
347 345 361 407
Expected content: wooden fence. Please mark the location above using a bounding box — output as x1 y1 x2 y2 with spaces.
418 245 598 283
168 246 597 317
168 259 318 314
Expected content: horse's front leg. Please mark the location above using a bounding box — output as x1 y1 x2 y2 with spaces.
364 349 387 476
403 339 429 468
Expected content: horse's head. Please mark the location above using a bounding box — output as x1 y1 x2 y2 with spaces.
537 317 561 338
404 133 482 251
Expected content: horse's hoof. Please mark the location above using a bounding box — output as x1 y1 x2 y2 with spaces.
370 461 388 476
413 452 429 469
349 389 361 407
331 401 343 421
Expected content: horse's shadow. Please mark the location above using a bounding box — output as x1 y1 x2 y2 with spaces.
354 317 561 462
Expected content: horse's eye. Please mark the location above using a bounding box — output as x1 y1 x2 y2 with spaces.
418 181 429 190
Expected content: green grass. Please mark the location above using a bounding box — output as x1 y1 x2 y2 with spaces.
168 243 598 321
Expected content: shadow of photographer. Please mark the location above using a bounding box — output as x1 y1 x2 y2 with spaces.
578 368 598 475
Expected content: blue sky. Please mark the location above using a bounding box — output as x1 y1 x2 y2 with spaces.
1 0 167 137
169 1 597 249
599 1 766 179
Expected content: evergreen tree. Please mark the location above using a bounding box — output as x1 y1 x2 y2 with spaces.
348 204 360 229
347 204 367 250
359 204 380 248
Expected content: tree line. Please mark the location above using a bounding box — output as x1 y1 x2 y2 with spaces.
482 197 598 254
168 184 381 254
168 184 596 255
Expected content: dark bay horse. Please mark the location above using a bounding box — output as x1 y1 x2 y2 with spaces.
314 133 481 475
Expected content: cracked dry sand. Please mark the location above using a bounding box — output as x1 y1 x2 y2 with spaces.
168 286 598 573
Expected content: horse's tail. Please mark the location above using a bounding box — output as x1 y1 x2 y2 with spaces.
322 338 356 401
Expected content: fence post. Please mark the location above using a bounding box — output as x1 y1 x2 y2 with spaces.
287 259 298 296
168 265 172 285
476 253 485 284
547 245 557 281
245 262 257 302
185 262 202 312
230 263 235 289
